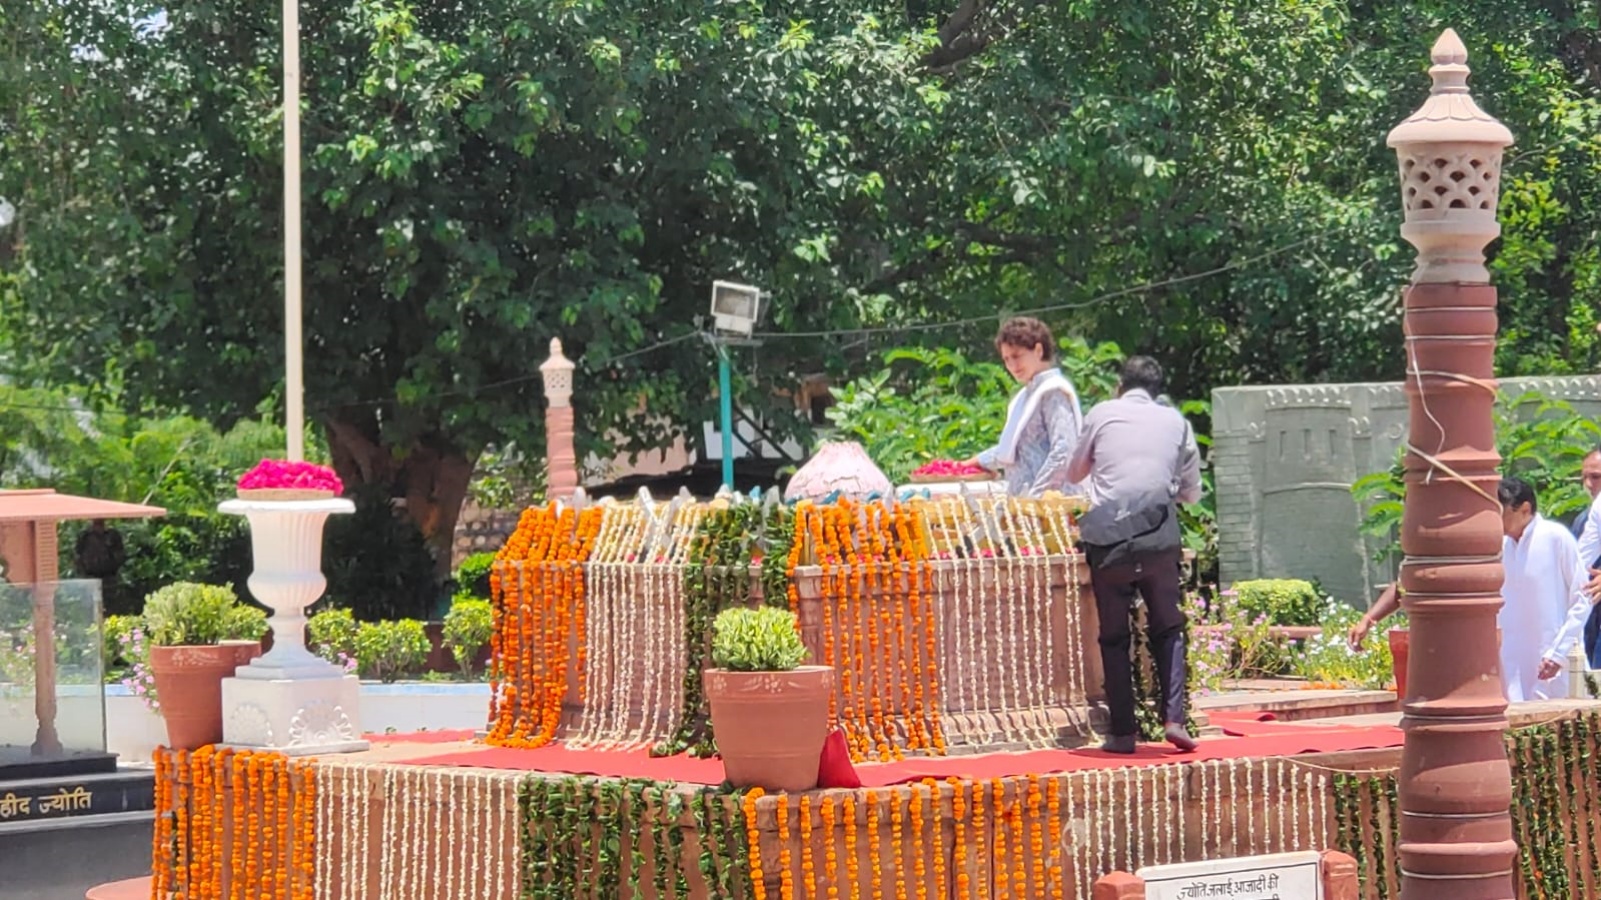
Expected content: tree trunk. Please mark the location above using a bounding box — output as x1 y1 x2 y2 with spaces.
325 412 479 579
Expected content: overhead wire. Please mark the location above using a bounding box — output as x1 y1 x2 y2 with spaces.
0 234 1318 415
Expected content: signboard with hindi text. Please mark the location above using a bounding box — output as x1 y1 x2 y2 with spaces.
1136 850 1322 900
0 771 153 830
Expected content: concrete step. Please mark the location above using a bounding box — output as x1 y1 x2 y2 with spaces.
0 811 151 900
1304 697 1601 732
1195 687 1398 722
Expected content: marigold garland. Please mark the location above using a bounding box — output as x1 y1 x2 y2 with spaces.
151 747 314 900
799 795 816 898
821 795 841 900
1046 776 1065 899
843 793 861 900
951 778 970 900
805 497 943 762
487 503 603 748
991 778 1008 897
776 793 795 900
921 779 946 899
866 789 883 900
744 787 768 900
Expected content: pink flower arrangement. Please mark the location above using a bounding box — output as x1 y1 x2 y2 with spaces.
910 459 989 478
238 459 344 494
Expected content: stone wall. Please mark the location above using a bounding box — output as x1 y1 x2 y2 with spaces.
1213 374 1601 606
451 501 519 568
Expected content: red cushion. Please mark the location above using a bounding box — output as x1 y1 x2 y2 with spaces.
817 728 861 789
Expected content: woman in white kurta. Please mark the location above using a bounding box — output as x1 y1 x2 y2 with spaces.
1499 477 1593 702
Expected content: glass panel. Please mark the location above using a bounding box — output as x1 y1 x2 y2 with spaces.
0 580 107 768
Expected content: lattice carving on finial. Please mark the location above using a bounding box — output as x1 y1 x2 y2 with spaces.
1399 151 1501 214
1386 28 1515 284
540 336 576 408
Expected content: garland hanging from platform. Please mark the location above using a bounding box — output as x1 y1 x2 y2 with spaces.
1332 710 1601 900
307 762 520 900
487 503 604 748
517 774 752 899
151 746 316 900
918 496 1082 750
568 499 704 749
485 493 1101 756
805 497 944 761
660 501 794 756
738 762 1335 900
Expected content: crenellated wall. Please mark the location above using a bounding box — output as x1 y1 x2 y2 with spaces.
1213 373 1601 606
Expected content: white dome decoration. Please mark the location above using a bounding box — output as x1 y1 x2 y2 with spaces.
783 442 894 501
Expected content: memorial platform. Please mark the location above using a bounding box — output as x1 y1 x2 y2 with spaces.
131 708 1413 900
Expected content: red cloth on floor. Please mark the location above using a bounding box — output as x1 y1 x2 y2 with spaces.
817 729 862 789
396 720 1402 787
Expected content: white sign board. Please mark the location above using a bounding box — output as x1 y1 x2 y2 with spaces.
1136 851 1322 900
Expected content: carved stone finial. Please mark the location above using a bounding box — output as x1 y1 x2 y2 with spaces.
539 336 575 408
1386 29 1515 285
1431 28 1467 67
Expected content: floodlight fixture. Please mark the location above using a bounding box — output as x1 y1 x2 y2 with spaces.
710 280 762 337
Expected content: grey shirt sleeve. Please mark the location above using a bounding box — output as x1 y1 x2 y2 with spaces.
1175 419 1203 505
1066 405 1100 485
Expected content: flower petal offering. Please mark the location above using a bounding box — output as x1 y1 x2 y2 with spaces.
909 460 992 483
236 458 344 499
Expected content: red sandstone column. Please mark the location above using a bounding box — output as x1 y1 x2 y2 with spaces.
1091 872 1146 900
539 338 579 503
1385 30 1516 900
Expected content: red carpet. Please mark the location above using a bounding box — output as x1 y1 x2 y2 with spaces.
395 716 1402 787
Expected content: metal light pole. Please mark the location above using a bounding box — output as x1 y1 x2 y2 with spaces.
717 341 735 490
282 0 305 461
709 281 762 492
1386 29 1517 900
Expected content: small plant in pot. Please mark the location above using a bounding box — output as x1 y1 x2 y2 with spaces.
143 582 268 750
703 606 833 792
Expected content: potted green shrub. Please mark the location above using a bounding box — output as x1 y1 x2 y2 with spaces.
702 606 832 792
143 582 267 750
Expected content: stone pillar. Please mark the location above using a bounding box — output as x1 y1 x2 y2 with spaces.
540 338 579 502
1385 29 1516 900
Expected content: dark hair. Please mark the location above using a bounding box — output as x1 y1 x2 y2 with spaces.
994 317 1057 362
1119 356 1164 396
1498 475 1537 514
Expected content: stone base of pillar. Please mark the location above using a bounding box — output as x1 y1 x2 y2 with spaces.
220 673 369 756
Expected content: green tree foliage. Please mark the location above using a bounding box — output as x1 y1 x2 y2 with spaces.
8 0 1601 560
825 337 1122 481
0 0 957 559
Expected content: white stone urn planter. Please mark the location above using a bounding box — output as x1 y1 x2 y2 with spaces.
217 496 368 754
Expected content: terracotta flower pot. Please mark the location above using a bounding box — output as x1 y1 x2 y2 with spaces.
1388 628 1410 699
149 641 262 750
704 665 833 792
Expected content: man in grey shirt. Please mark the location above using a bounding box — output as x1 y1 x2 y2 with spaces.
1067 356 1203 753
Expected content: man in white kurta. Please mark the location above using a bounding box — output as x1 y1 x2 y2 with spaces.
1500 476 1593 702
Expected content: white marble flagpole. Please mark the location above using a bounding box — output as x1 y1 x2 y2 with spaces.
283 0 305 461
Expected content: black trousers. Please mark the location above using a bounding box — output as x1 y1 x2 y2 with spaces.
1089 550 1187 737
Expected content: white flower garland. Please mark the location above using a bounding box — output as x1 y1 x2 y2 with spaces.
1134 763 1146 870
312 763 520 900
